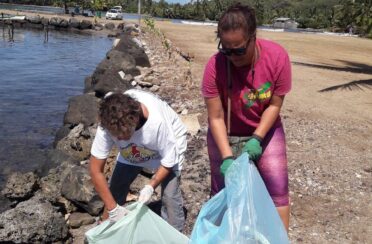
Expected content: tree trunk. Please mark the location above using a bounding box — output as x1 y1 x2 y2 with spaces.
64 0 68 14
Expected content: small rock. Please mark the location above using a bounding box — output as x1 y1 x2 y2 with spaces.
118 71 125 79
149 85 160 92
1 172 39 201
68 212 95 228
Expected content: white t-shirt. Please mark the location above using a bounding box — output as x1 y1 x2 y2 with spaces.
91 89 187 171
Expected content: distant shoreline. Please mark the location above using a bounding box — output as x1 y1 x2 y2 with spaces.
0 9 130 37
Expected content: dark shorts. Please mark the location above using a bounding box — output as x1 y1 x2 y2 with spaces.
109 163 185 232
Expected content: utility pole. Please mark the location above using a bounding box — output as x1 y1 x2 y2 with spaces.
138 0 141 27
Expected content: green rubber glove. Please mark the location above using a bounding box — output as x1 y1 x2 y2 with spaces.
220 157 234 177
242 136 262 161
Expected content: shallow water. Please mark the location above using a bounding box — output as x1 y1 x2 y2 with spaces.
0 28 113 186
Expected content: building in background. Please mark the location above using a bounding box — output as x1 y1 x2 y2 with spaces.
272 18 298 29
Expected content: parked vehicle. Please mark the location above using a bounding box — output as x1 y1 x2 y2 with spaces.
112 6 123 11
272 17 298 29
71 6 94 17
105 9 123 20
81 9 95 17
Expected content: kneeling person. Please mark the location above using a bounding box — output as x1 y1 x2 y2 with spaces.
89 89 187 232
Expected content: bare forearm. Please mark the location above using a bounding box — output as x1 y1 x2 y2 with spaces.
205 97 233 159
210 118 233 158
254 99 283 139
89 156 117 211
149 165 172 189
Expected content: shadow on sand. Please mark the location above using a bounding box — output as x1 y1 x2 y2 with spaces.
318 78 372 92
292 60 372 92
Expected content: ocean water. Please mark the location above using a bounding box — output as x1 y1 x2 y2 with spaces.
0 28 113 186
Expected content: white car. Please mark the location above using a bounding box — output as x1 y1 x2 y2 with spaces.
112 6 123 11
105 9 123 20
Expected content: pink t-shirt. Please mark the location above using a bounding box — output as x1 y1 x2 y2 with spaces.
202 38 291 136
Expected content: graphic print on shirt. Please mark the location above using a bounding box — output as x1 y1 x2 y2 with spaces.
240 82 272 108
120 143 160 163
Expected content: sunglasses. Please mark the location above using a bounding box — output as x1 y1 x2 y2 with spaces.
218 39 250 56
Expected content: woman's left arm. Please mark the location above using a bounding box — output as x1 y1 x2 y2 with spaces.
253 94 285 139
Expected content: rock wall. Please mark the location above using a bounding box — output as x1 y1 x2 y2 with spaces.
0 22 209 242
0 14 122 32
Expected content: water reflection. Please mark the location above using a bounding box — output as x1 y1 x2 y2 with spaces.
0 28 113 186
2 25 25 43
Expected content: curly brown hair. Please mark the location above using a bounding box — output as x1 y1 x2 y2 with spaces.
99 93 141 138
217 3 257 39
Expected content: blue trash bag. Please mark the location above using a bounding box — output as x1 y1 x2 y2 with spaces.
190 153 289 244
85 202 189 244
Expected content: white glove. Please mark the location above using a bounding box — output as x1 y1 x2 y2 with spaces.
108 204 129 223
138 185 154 204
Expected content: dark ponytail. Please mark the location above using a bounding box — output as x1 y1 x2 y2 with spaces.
217 3 257 39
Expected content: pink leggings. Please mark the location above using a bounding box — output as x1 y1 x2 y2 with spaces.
207 125 289 207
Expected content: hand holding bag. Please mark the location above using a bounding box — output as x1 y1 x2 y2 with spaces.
86 202 189 244
190 153 289 244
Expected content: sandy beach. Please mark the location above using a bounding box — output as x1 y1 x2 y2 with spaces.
155 21 372 121
153 21 372 242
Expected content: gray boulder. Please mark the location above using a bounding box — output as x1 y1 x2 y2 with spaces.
91 65 131 97
94 25 104 31
38 151 81 214
1 172 39 201
49 17 59 26
49 17 69 28
41 17 49 25
54 124 73 148
55 124 94 161
114 35 150 67
117 22 125 30
80 20 92 29
0 196 69 243
95 23 104 29
39 153 79 204
90 50 140 96
59 18 69 28
105 22 115 30
105 49 139 73
28 15 42 24
63 93 100 126
123 23 138 30
39 168 67 204
69 17 80 29
61 165 103 216
123 23 140 35
104 50 141 76
84 75 94 93
0 194 12 214
68 212 95 228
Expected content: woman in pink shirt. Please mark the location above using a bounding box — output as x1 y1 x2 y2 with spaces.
202 3 291 230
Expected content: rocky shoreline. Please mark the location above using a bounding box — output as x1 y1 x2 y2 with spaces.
1 14 371 243
0 10 125 33
0 20 206 243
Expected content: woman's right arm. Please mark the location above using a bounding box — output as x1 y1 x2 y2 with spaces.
89 155 117 211
205 96 233 159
